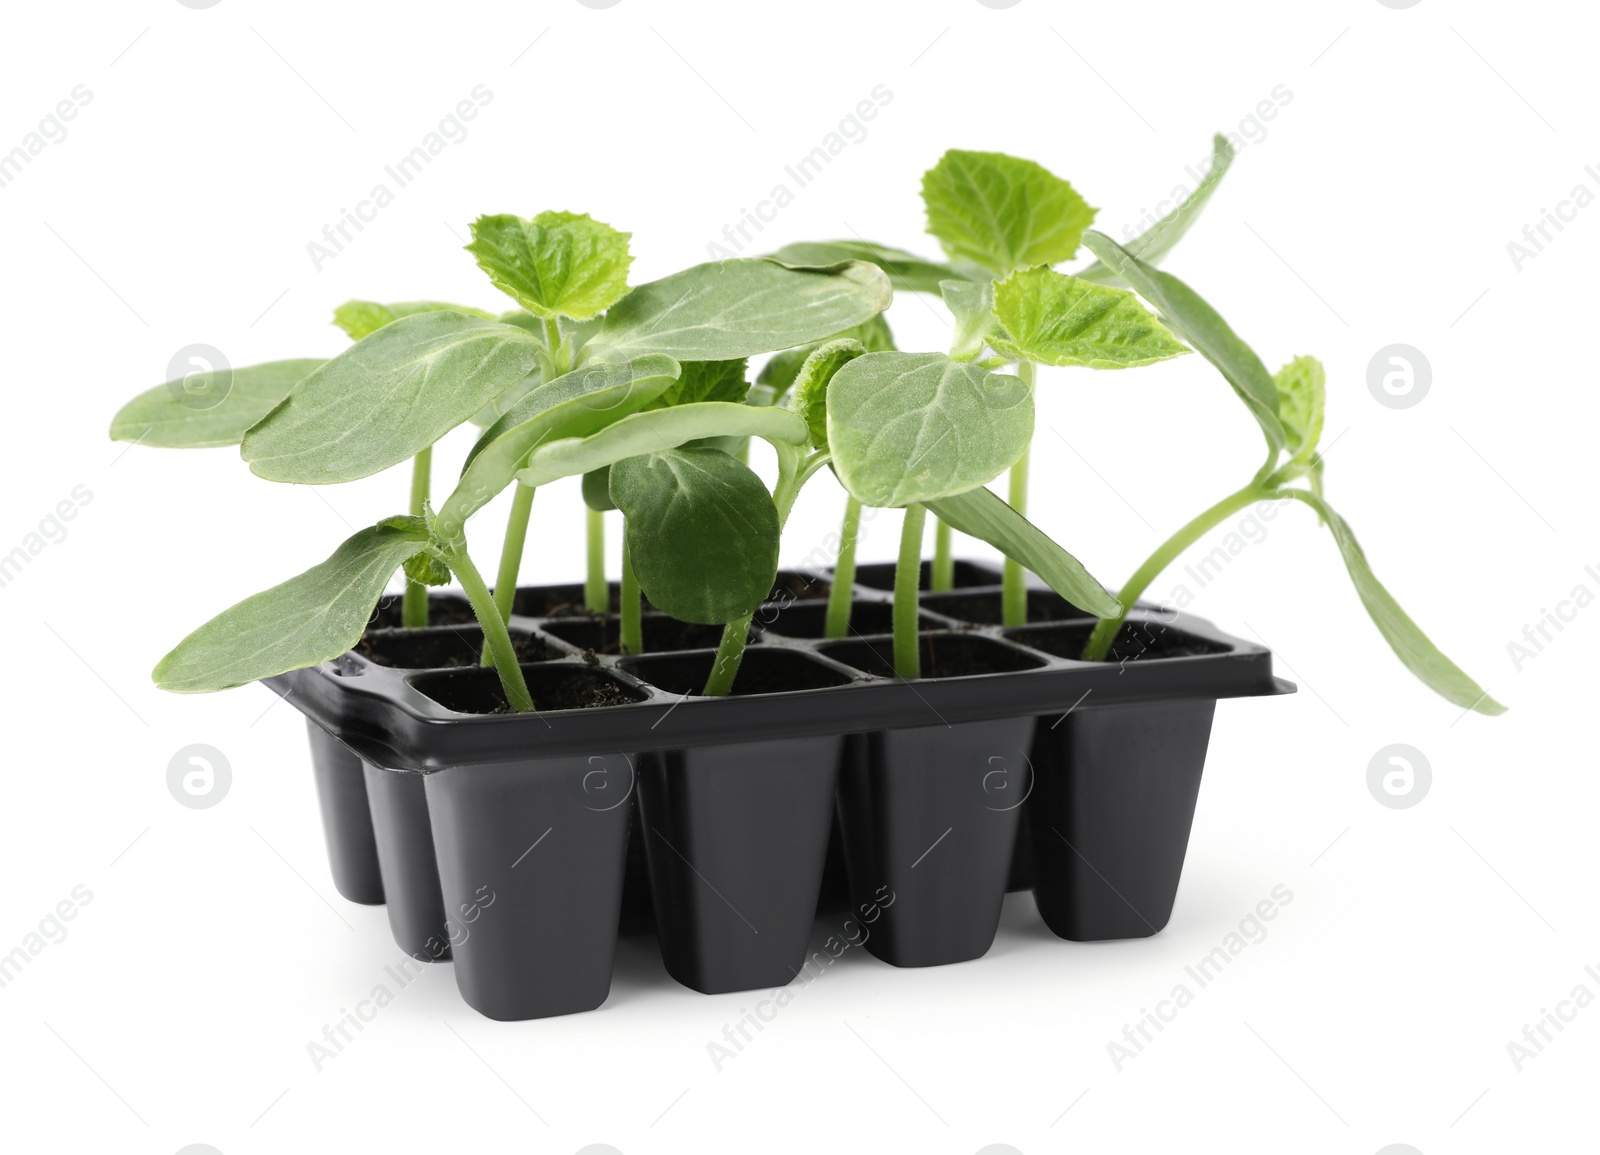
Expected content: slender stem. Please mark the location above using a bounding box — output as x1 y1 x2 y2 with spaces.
824 495 863 639
701 613 754 697
1081 481 1272 662
585 506 608 613
1001 362 1036 626
894 504 927 679
931 517 954 592
620 535 643 655
491 484 535 623
401 447 433 628
449 546 534 711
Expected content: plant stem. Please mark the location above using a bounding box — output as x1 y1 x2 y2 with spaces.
701 613 754 697
620 536 643 655
449 546 534 711
585 506 608 613
1081 481 1272 662
824 495 863 639
1001 364 1035 626
401 447 433 628
894 504 927 679
491 484 535 622
931 517 954 593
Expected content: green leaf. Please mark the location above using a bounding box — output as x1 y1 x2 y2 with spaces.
152 520 433 693
439 355 681 539
333 300 495 341
403 551 453 587
241 312 544 485
921 150 1097 274
589 258 892 362
110 359 323 449
756 313 894 393
466 211 633 320
927 487 1119 618
1275 355 1326 465
1081 231 1285 454
610 448 779 625
1284 490 1505 715
827 352 1033 507
942 279 1000 362
1077 134 1236 284
581 466 616 512
646 358 749 409
767 240 967 294
518 403 807 488
790 339 866 451
989 266 1190 369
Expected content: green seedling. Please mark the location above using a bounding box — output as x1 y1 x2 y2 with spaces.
1074 232 1504 715
776 136 1236 622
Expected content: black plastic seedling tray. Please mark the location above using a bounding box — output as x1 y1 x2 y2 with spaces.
271 560 1293 1020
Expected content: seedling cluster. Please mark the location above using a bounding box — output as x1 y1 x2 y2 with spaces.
114 138 1502 717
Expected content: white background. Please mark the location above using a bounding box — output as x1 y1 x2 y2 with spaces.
0 1 1594 1152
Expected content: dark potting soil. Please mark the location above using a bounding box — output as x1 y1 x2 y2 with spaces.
370 593 478 629
1007 621 1231 663
817 632 1047 680
618 647 855 698
357 628 554 670
412 665 649 715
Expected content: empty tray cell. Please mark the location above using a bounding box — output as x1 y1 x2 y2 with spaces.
620 647 855 697
818 632 1047 679
412 664 648 715
1006 619 1233 662
540 613 742 655
370 592 476 629
357 626 556 669
921 588 1096 626
851 559 1003 591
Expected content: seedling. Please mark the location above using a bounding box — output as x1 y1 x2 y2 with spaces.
776 136 1235 625
1075 232 1504 714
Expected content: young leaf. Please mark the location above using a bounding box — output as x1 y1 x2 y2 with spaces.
518 403 808 488
1275 355 1326 465
1081 231 1285 455
942 279 1000 362
827 352 1033 507
757 314 895 393
110 359 323 448
241 312 544 484
790 338 866 451
1077 134 1236 284
767 240 967 294
646 358 749 409
439 355 681 538
466 211 633 320
926 486 1120 618
610 447 779 624
152 519 432 693
1284 490 1506 715
589 258 892 362
989 266 1189 369
921 150 1096 274
333 300 495 341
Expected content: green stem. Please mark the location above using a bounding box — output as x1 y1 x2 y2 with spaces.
701 613 754 697
824 495 863 639
931 517 954 593
491 484 535 623
585 506 608 613
401 447 432 628
894 504 927 679
1001 363 1035 627
449 545 534 711
1081 481 1272 662
620 535 643 655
